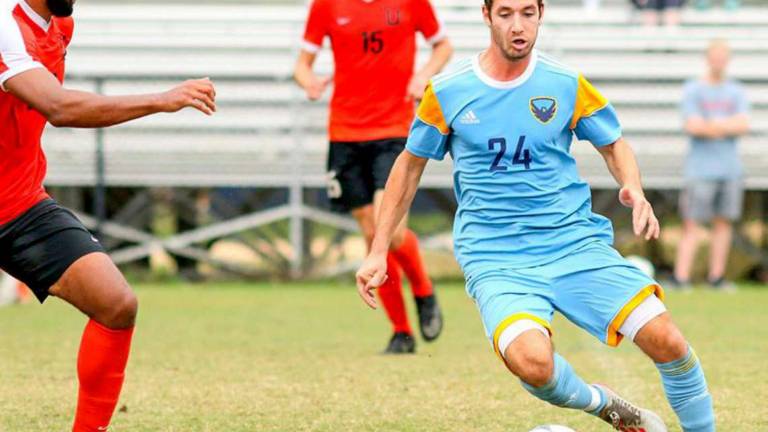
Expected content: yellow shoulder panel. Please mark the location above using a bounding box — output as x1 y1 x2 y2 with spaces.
570 74 609 130
416 83 450 135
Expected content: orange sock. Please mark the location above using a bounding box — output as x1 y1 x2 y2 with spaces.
377 254 411 334
391 230 433 298
73 320 134 432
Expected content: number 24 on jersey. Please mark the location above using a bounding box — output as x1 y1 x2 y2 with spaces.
488 136 533 171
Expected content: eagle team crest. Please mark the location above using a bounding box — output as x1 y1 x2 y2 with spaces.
530 97 557 124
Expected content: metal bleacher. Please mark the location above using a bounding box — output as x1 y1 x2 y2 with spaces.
47 2 768 190
44 2 768 273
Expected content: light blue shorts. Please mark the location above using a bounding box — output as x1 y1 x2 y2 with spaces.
466 241 664 358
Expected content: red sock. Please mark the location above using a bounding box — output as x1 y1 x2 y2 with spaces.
377 254 411 334
391 229 433 298
16 281 31 302
73 320 134 432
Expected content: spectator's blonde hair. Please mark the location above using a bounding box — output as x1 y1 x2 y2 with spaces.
708 39 731 55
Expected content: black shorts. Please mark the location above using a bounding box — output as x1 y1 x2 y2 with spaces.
0 199 105 303
326 138 406 213
643 0 685 9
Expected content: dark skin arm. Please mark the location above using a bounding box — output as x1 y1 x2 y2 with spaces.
4 67 216 128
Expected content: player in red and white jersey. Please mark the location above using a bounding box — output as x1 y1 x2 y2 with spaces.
295 0 453 354
0 0 216 430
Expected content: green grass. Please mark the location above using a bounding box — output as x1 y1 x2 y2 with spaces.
0 282 766 431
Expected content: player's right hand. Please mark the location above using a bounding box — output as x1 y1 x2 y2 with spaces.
160 78 217 115
355 252 388 309
305 76 332 101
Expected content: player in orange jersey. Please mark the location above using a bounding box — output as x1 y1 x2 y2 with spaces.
295 0 453 353
0 0 216 430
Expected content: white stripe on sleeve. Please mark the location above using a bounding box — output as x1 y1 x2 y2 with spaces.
300 40 322 54
426 25 447 46
0 5 44 91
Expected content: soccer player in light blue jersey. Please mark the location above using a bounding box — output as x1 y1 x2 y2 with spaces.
356 0 715 430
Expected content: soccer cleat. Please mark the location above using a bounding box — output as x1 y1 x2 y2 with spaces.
707 277 737 293
415 294 443 342
593 385 668 432
383 332 416 354
665 276 693 293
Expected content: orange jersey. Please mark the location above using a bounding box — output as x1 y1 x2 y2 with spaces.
302 0 444 142
0 1 73 225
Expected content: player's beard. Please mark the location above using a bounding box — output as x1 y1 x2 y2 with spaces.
500 40 534 62
46 0 74 17
498 32 537 62
489 24 538 63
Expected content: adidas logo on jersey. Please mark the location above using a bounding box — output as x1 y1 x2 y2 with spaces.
460 110 480 124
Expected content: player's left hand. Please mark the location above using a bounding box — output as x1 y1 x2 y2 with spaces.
619 187 660 241
355 252 389 309
160 78 217 115
406 72 429 102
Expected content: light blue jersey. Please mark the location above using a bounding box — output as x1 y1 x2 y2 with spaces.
406 50 622 278
406 53 702 429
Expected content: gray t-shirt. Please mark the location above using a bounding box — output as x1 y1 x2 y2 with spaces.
681 79 750 179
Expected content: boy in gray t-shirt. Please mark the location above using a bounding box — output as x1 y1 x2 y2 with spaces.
674 39 750 290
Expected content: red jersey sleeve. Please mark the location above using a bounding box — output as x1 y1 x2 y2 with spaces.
0 9 43 91
302 0 330 54
412 0 444 45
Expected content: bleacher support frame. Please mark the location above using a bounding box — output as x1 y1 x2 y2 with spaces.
42 3 768 279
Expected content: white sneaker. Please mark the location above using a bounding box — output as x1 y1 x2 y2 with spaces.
593 384 668 432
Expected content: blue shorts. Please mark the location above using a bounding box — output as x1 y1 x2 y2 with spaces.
466 241 664 358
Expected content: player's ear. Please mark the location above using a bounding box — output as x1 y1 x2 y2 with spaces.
538 2 545 22
482 5 492 26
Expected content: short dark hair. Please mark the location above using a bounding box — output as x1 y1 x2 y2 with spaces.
484 0 544 11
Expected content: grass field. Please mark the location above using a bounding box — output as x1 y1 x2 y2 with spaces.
0 282 766 431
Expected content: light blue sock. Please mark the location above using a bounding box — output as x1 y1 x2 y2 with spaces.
522 353 605 413
656 346 715 432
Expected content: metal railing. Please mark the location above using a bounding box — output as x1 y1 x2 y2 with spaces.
40 4 768 275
